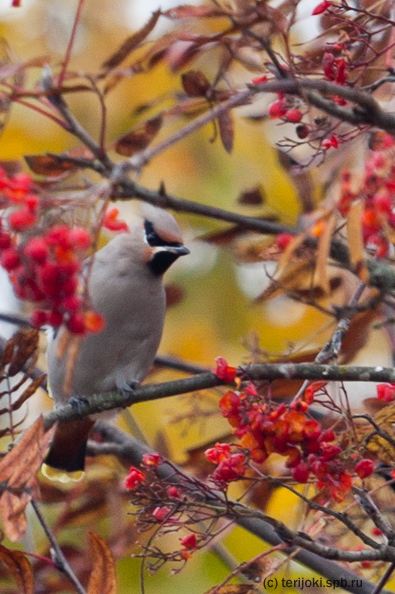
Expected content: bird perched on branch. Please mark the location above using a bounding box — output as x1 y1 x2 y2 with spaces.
42 205 189 482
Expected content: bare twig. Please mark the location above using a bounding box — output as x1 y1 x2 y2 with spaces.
31 499 86 594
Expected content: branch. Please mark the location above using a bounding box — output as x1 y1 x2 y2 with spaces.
41 363 395 431
90 423 392 594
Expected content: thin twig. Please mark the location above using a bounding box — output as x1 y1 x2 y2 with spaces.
31 499 86 594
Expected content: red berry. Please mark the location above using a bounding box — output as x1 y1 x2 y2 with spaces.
1 247 21 270
268 99 287 119
180 534 197 550
31 309 49 327
84 311 105 333
69 227 92 250
48 309 63 327
67 311 86 334
312 1 332 16
292 462 310 483
285 108 302 123
8 208 37 231
355 459 375 479
296 124 310 139
24 237 48 263
0 232 12 250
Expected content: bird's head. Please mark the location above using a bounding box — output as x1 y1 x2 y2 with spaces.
139 204 189 275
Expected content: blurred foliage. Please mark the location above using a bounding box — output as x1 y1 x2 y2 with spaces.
0 0 392 593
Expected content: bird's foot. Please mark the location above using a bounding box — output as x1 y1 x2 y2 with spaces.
118 381 139 396
69 395 89 414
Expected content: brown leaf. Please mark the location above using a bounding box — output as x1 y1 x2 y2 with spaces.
115 115 163 157
8 375 46 412
25 154 78 176
238 186 265 206
87 533 116 594
181 70 210 97
0 544 34 593
0 417 55 541
7 328 39 376
101 10 160 71
217 109 234 154
163 5 227 18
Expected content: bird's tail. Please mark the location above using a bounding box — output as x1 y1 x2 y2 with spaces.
41 417 95 483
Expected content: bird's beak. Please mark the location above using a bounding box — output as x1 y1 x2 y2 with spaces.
170 245 190 256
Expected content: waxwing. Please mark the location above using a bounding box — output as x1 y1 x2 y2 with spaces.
42 205 189 482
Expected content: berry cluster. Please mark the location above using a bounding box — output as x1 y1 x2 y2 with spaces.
0 168 128 334
338 133 395 258
211 361 375 501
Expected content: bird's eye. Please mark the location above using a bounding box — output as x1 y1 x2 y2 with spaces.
144 219 181 248
144 220 167 247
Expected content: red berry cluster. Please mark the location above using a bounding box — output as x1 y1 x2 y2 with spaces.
0 168 107 334
209 363 375 501
338 133 395 258
268 95 303 125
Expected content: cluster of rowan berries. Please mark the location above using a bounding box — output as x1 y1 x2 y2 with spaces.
210 360 375 501
0 168 127 334
339 133 395 258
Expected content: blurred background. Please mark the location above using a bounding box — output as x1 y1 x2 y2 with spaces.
0 1 391 592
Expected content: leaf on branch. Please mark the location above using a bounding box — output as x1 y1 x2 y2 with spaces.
0 544 34 594
181 70 210 97
24 154 81 177
101 10 161 71
0 417 54 541
217 109 234 154
115 115 163 156
163 5 228 18
87 533 117 594
5 328 39 377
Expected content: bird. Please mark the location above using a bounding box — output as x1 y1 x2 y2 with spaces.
42 205 189 482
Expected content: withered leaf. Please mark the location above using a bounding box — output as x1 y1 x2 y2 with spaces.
0 375 46 415
101 10 160 71
0 544 34 593
25 154 79 176
115 115 163 157
7 328 39 377
218 109 234 154
0 417 54 541
87 533 117 594
164 5 227 18
181 70 210 97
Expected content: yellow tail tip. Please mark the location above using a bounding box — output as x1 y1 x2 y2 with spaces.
41 463 85 483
